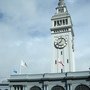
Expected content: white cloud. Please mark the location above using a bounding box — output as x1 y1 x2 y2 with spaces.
0 0 90 79
66 0 76 4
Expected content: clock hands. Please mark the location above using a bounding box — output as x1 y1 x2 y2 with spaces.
54 37 67 49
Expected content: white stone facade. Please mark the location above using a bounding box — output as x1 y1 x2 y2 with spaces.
8 71 90 90
51 0 75 73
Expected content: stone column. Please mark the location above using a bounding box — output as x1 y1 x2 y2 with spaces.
23 85 27 90
16 86 18 90
19 86 21 90
44 85 48 90
10 86 14 90
68 84 72 90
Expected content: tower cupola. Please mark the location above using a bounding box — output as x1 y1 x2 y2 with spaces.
56 0 68 14
58 0 65 7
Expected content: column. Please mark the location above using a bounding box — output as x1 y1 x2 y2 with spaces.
16 87 18 90
44 85 48 90
10 86 14 90
23 85 27 90
18 86 21 90
68 84 72 90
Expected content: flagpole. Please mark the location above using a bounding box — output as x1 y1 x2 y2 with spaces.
20 60 28 74
20 60 22 74
20 63 21 74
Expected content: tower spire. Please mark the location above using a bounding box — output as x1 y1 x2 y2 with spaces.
56 0 68 14
58 0 65 7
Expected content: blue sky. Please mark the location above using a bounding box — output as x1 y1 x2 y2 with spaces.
0 0 90 80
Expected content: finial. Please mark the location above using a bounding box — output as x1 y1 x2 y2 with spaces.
58 0 65 7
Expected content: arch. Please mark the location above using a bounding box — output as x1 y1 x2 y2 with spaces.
51 85 65 90
75 84 90 90
30 86 41 90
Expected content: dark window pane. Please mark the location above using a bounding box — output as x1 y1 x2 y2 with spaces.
67 59 69 63
63 19 65 25
61 51 62 55
75 85 90 90
54 21 56 26
52 86 64 90
66 19 68 24
30 86 41 90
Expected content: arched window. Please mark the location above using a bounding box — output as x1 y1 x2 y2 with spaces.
30 86 41 90
75 84 90 90
51 85 65 90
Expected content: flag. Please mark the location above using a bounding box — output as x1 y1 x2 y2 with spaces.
58 61 64 66
21 60 27 67
55 60 64 66
13 70 17 73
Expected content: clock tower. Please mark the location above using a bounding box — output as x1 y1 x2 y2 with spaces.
51 0 75 73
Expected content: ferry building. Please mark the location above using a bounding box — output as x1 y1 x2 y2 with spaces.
0 0 90 90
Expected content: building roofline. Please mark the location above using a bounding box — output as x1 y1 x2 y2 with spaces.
8 71 90 82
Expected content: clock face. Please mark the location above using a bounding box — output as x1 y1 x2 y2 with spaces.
54 37 67 49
